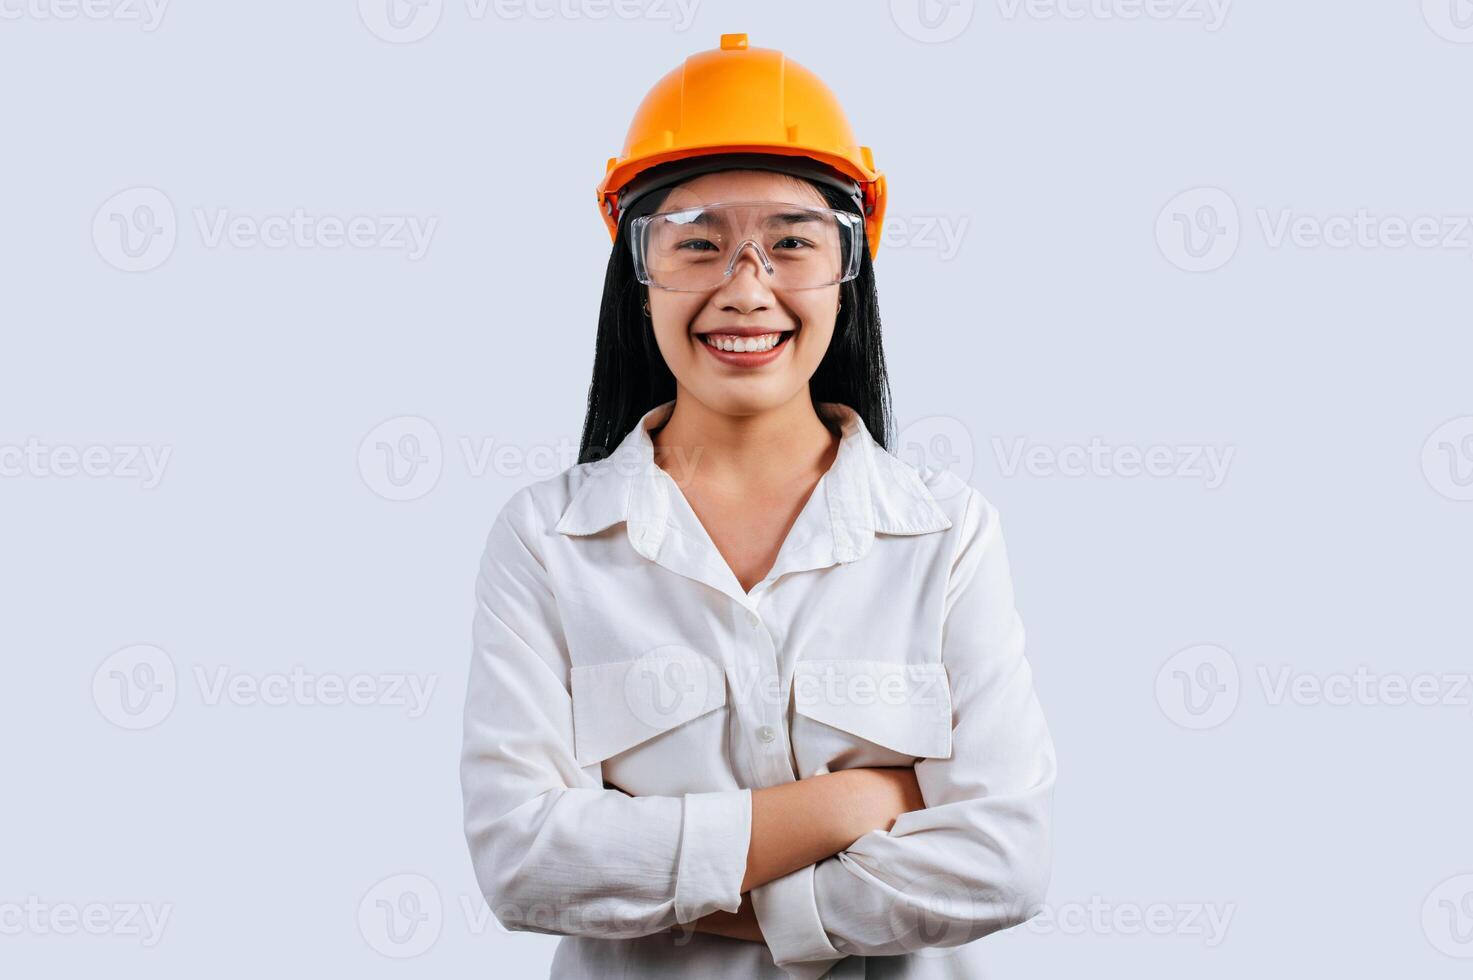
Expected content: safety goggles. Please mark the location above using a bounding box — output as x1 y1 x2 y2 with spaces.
630 200 865 292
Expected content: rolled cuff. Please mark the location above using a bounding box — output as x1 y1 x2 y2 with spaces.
751 862 844 975
673 788 753 923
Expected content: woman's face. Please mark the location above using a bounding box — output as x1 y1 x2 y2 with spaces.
643 169 841 418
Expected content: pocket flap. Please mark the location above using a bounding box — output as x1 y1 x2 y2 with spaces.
570 646 727 766
791 659 953 759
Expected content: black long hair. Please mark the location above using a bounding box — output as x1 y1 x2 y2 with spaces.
572 170 895 464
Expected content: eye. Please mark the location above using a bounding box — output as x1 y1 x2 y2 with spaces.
773 236 812 250
676 238 720 252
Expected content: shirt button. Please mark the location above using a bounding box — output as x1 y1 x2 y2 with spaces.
746 610 761 628
757 725 777 744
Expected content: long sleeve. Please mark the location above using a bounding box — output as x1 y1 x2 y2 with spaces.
753 489 1056 968
459 486 753 939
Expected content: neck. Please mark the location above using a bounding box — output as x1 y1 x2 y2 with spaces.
650 389 840 492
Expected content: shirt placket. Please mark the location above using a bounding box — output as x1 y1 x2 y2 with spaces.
728 585 798 790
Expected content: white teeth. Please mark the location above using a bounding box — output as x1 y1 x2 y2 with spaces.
701 332 783 353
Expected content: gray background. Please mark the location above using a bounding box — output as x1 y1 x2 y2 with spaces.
3 0 1471 975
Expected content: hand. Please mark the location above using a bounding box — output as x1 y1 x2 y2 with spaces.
835 767 926 844
679 895 764 944
738 766 929 895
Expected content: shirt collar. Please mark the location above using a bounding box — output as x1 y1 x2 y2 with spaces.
554 398 952 564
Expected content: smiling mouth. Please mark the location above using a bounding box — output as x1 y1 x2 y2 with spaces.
697 330 795 353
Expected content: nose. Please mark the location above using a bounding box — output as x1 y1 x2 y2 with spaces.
710 240 776 313
724 239 773 280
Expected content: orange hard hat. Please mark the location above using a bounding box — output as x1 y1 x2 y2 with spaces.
597 32 888 261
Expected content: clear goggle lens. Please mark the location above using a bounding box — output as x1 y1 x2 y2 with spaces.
630 201 864 292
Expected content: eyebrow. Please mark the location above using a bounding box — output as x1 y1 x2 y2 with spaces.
662 208 823 228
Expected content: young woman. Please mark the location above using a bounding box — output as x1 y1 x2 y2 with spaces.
460 33 1057 979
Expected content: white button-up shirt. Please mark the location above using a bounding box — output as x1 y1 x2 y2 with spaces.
460 398 1056 979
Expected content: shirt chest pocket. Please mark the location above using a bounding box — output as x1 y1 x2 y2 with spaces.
569 646 731 796
789 659 954 776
